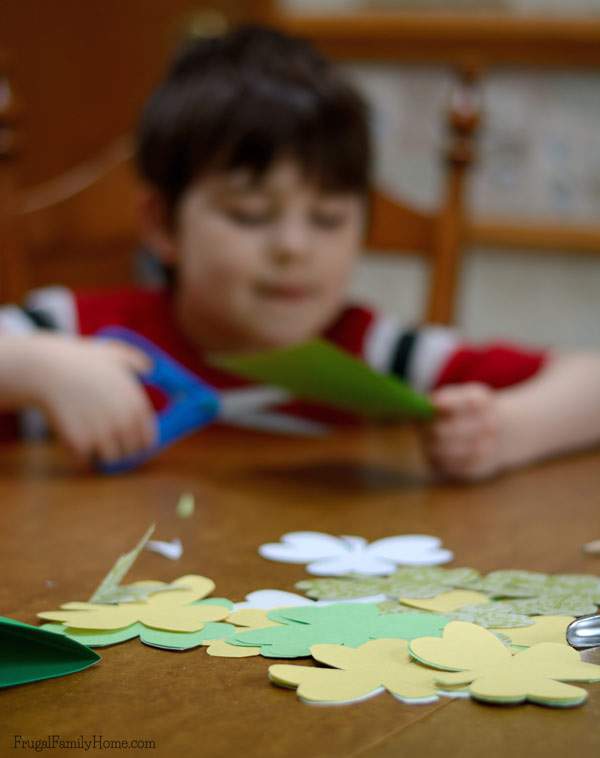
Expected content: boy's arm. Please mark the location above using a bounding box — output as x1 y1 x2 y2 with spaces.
495 350 600 467
421 350 600 480
0 332 156 463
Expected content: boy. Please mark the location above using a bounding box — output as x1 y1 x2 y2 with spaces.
1 25 599 480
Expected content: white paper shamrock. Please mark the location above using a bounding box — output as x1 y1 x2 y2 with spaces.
233 589 387 610
258 532 453 576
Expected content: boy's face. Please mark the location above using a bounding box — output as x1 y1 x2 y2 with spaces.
157 159 366 351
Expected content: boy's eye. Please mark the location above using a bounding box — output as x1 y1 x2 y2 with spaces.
225 208 274 226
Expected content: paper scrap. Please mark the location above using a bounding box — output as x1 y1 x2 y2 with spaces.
1 616 100 688
89 524 155 604
260 532 452 576
410 621 600 707
176 493 195 519
270 640 441 705
145 539 183 561
213 339 434 420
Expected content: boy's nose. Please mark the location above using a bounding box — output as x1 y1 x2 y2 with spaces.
270 219 311 264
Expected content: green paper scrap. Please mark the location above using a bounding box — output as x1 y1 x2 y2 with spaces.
297 567 480 601
229 603 448 658
176 493 195 519
40 599 235 649
213 339 434 420
89 524 156 604
1 617 100 688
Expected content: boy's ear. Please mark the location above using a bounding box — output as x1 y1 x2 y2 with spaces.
138 188 178 263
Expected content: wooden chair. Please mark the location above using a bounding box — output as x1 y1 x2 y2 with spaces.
0 57 479 324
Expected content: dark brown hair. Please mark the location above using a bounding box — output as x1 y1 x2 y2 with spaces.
136 25 371 217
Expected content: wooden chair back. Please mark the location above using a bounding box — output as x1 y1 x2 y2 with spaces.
0 58 479 324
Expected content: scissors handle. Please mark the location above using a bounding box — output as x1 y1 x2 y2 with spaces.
96 327 220 473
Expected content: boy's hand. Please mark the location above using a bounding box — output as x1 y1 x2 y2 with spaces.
419 383 508 481
27 335 156 465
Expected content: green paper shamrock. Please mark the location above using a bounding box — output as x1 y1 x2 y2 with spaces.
297 567 480 601
229 603 449 658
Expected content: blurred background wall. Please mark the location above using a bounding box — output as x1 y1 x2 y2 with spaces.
1 0 598 348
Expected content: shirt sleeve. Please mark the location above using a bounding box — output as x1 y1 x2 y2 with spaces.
0 286 78 440
433 342 548 390
362 313 547 393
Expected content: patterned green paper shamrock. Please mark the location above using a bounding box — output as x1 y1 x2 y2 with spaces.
499 595 598 618
378 601 533 629
457 570 549 598
229 603 449 658
544 575 600 602
297 567 480 601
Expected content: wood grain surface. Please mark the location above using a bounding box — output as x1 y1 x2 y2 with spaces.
1 425 599 757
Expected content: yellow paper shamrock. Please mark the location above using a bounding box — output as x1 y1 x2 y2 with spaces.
38 575 228 633
400 590 489 614
206 608 282 658
492 616 574 648
269 639 441 705
410 621 600 707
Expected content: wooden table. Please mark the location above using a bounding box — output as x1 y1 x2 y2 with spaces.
1 426 600 756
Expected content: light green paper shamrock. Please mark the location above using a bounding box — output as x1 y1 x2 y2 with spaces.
229 603 449 658
297 567 480 601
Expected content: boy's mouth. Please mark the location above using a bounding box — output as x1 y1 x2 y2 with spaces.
256 283 316 301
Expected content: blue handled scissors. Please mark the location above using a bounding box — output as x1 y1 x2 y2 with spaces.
95 326 324 474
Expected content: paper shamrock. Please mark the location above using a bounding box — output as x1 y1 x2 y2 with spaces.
269 640 442 705
410 621 600 707
380 600 533 629
499 595 599 618
38 576 229 634
206 608 284 658
234 590 319 610
459 570 600 603
297 567 479 601
399 590 489 614
233 589 386 610
493 616 574 648
41 599 236 650
1 617 100 688
230 603 449 658
260 532 453 576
